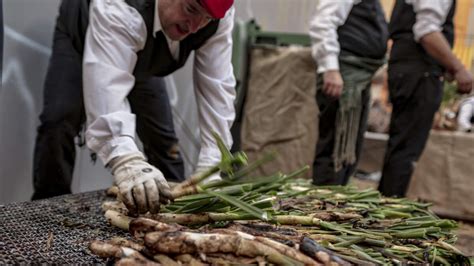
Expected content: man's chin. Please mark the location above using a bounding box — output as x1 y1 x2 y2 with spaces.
164 28 188 41
169 34 186 41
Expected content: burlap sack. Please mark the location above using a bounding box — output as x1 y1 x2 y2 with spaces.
407 131 474 221
240 46 318 178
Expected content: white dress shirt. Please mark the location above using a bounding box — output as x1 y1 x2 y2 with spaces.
407 0 454 42
309 0 360 73
83 0 236 171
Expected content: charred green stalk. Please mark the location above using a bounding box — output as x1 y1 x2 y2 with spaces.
171 132 248 198
101 140 468 265
144 230 303 266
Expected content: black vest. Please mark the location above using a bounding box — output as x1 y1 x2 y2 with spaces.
58 0 219 78
337 0 388 59
389 0 456 68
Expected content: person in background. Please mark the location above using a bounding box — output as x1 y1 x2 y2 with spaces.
32 0 236 216
457 96 474 132
309 0 388 185
378 0 473 197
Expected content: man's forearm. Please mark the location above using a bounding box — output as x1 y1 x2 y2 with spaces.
419 31 463 74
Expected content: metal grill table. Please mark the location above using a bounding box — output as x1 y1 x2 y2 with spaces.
0 190 127 264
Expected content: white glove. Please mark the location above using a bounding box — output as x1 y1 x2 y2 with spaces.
109 152 172 215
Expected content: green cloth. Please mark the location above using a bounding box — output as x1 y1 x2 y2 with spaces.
326 55 384 171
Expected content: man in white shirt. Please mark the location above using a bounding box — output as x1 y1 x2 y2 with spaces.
379 0 473 197
32 0 236 215
309 0 387 185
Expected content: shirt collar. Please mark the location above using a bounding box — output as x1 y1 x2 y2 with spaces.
153 0 164 38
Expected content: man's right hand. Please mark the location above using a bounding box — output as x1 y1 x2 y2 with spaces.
323 70 344 98
453 67 473 94
109 152 172 215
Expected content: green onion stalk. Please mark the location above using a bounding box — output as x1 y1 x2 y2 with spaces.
119 133 469 265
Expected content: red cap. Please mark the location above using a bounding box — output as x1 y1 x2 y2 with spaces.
200 0 234 19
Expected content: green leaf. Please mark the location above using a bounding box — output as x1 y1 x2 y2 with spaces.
205 190 272 221
212 131 233 164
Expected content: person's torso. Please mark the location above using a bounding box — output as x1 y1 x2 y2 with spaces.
58 0 220 77
337 0 389 59
389 0 456 70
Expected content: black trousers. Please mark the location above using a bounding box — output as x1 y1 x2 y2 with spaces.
32 21 184 200
312 75 371 186
378 64 443 197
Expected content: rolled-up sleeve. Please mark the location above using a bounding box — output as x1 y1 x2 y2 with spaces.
309 0 357 73
409 0 453 42
193 8 236 168
83 0 147 164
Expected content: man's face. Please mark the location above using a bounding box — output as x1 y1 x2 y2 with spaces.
159 0 213 41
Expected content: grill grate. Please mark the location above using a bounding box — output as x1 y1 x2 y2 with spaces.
0 190 127 264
